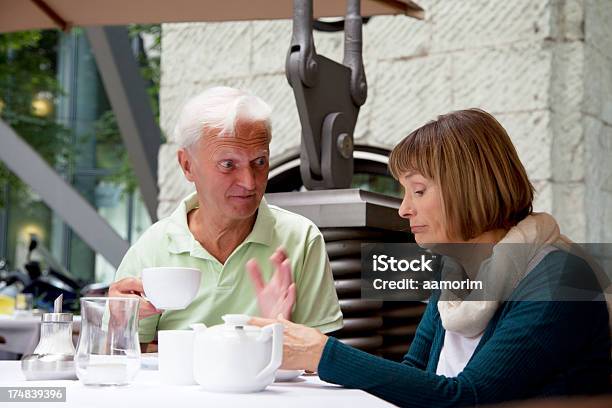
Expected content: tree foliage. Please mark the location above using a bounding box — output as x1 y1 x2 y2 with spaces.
0 26 161 205
0 30 71 207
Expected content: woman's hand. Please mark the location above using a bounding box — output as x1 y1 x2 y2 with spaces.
250 315 328 372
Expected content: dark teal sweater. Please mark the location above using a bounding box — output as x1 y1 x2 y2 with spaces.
318 251 610 407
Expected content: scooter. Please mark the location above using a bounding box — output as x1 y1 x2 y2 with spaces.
0 236 83 312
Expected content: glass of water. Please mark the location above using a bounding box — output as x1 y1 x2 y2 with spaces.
75 297 141 386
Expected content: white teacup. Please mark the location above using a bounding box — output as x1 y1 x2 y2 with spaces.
142 267 201 310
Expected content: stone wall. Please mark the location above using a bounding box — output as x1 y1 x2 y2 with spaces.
158 0 612 243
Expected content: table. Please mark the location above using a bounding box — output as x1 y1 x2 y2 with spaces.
0 361 392 407
0 315 41 356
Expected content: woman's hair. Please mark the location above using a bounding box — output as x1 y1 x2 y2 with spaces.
388 108 534 241
173 86 272 148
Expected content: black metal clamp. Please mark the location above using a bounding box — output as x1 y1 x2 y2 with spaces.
286 0 367 190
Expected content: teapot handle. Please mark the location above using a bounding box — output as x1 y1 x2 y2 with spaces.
255 323 283 381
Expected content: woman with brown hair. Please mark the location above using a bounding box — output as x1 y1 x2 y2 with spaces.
250 109 610 407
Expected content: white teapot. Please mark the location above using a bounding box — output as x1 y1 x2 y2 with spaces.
192 314 283 393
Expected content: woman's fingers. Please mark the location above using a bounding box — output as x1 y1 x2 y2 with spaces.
249 316 277 327
277 314 294 325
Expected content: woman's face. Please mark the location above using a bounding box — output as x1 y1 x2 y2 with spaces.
398 172 450 245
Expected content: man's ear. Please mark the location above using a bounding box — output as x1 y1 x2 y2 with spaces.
177 148 196 182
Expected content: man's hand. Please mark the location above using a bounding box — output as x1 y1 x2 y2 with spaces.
108 277 162 320
247 247 296 320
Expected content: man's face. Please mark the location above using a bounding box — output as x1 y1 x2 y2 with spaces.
179 120 270 221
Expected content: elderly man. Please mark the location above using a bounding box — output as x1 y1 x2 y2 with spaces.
110 87 342 348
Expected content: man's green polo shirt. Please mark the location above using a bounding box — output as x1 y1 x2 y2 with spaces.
114 192 343 343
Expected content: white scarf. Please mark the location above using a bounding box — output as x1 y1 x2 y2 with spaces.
437 212 573 338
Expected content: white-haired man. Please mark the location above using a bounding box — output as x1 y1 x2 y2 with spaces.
110 87 342 349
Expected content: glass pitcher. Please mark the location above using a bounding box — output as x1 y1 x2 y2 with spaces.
75 297 141 386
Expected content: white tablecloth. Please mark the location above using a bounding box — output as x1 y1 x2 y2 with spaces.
0 361 391 407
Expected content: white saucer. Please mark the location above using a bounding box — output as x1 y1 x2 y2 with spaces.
274 369 304 382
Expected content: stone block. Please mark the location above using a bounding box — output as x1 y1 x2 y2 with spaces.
451 43 551 112
585 183 605 242
584 0 612 61
583 116 606 186
430 0 552 53
363 14 430 62
550 109 584 181
368 55 453 149
157 199 185 220
552 182 586 241
251 20 292 75
604 191 612 242
549 41 585 178
353 57 379 141
532 179 552 213
583 45 605 117
550 42 584 114
312 30 344 65
598 52 612 125
554 0 585 41
496 111 552 180
161 21 252 86
157 143 193 205
602 124 612 158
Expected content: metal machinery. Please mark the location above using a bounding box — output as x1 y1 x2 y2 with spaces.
268 0 426 360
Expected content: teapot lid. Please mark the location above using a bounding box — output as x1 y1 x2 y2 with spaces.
202 314 266 339
222 314 250 328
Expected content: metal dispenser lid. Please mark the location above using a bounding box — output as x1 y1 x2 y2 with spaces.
41 294 73 322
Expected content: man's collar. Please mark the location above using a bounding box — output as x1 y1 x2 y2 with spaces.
164 193 196 255
165 192 275 256
243 196 275 246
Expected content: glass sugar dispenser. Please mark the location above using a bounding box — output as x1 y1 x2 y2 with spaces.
21 294 77 380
